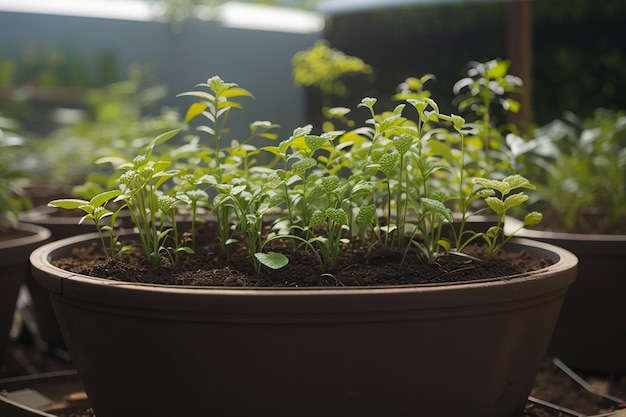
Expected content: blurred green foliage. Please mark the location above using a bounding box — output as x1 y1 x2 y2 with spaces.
323 0 626 126
0 116 32 229
0 44 117 89
518 108 626 233
292 40 372 111
23 67 182 196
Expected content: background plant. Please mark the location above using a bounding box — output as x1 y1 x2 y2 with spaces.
292 40 372 132
25 70 180 197
452 58 523 180
0 115 32 230
518 108 626 233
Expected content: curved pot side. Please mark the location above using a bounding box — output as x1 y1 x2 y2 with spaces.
0 223 51 362
19 205 103 352
506 216 626 374
30 233 577 417
0 223 51 264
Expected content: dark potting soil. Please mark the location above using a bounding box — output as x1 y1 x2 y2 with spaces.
0 227 33 241
523 358 626 416
50 224 552 287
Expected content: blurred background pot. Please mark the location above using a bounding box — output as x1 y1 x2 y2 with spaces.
18 204 131 355
506 216 626 375
0 223 50 362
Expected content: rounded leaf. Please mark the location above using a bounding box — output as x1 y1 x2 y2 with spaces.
255 252 289 270
523 211 543 226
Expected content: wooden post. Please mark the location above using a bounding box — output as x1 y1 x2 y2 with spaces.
507 0 533 129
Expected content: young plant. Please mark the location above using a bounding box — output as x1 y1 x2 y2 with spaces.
175 172 211 251
354 96 456 262
177 76 255 258
113 129 186 267
466 175 542 258
212 175 287 273
49 66 542 279
48 190 125 258
453 59 523 179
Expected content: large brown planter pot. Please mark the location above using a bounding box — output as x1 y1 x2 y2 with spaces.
505 216 626 375
0 223 51 361
30 233 577 417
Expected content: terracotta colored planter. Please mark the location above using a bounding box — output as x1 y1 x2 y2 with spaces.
31 233 577 417
0 223 51 361
506 216 626 375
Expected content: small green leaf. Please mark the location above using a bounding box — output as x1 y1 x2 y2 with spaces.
148 129 181 155
255 252 289 270
486 225 500 238
407 98 427 113
321 175 340 193
291 157 317 176
90 190 122 208
309 210 325 227
351 180 373 196
523 211 543 226
473 177 509 195
221 87 254 99
176 246 195 255
449 114 466 132
48 199 89 210
421 197 454 223
357 204 376 224
304 135 327 152
485 197 506 214
503 174 536 191
503 192 529 210
437 239 451 252
325 208 348 226
393 133 413 155
488 59 509 78
378 152 399 177
291 125 313 139
428 139 455 163
358 97 377 109
184 102 208 124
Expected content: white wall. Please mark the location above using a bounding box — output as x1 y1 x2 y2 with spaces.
0 3 323 141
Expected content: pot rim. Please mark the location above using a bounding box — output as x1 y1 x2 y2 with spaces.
0 222 51 250
30 230 577 290
505 215 626 241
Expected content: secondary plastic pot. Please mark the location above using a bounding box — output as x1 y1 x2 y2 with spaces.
506 216 626 375
0 223 51 361
18 205 132 353
18 205 100 352
31 233 577 417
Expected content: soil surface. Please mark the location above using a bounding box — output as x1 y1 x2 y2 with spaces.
50 222 552 288
523 358 626 416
